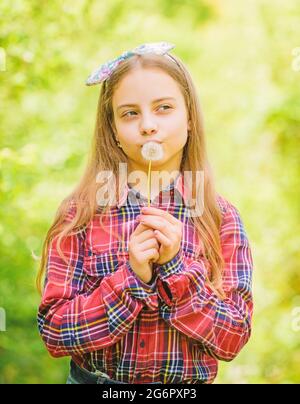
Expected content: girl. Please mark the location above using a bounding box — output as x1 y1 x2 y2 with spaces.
37 42 254 384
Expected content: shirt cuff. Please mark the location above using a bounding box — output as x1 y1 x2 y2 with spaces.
123 262 158 310
154 248 191 306
154 248 185 280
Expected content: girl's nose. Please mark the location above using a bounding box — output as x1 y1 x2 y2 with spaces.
141 127 157 136
140 114 158 135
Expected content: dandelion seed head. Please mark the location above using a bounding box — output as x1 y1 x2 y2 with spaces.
141 141 164 161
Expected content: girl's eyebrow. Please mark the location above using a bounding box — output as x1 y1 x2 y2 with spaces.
117 97 176 111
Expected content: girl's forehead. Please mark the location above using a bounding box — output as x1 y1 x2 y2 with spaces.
112 67 182 103
119 67 175 86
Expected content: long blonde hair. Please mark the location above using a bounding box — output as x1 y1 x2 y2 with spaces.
36 52 226 299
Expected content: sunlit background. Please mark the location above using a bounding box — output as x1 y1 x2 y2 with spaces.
1 0 300 384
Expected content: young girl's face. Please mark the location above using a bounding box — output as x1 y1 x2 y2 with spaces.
112 67 191 173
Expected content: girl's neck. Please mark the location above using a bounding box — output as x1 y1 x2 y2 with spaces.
128 172 180 202
127 153 182 200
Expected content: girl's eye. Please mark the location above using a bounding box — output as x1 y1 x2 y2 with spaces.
157 104 172 112
123 111 137 117
122 105 172 118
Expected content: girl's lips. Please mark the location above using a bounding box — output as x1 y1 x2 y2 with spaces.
140 141 162 147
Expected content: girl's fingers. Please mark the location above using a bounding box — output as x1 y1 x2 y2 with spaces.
139 215 174 239
134 223 155 241
153 230 172 248
141 206 178 226
151 249 160 263
139 237 159 252
133 222 150 236
143 248 159 263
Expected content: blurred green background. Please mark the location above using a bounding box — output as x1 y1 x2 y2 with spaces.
1 0 300 384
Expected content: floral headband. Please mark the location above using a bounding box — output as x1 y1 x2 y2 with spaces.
85 41 175 86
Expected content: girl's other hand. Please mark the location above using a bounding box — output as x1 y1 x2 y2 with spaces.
137 206 182 265
128 222 160 284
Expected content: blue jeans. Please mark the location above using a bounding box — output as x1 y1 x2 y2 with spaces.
66 360 128 384
66 360 164 384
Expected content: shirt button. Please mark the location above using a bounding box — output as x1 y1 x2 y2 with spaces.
140 340 145 348
136 373 142 380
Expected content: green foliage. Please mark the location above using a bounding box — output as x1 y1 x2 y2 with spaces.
1 0 299 384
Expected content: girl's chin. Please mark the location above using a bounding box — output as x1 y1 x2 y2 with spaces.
142 158 166 167
128 154 168 169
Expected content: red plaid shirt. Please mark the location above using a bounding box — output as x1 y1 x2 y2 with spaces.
37 173 254 384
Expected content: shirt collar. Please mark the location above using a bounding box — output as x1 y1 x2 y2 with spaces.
116 172 190 208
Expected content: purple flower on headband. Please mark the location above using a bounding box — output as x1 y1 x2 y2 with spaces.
85 42 175 86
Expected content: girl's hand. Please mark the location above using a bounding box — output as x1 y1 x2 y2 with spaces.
128 222 160 284
137 206 183 265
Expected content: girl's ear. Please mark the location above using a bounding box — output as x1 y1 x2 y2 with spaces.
110 119 122 147
115 136 122 149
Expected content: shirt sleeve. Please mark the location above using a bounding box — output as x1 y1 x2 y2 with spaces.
155 203 254 362
37 206 158 358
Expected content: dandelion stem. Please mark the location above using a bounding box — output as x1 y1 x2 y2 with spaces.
147 159 152 207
